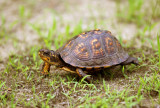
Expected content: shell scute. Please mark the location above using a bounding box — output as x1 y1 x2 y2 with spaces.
59 30 129 68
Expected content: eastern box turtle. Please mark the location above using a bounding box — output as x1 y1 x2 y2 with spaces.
39 29 139 82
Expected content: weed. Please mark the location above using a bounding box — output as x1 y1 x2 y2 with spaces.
157 34 160 66
116 0 145 26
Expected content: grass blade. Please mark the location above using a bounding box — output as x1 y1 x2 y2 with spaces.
157 34 160 66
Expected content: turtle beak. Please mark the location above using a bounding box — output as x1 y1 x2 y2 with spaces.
38 49 44 56
39 49 52 58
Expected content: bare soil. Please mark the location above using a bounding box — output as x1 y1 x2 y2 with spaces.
0 0 160 107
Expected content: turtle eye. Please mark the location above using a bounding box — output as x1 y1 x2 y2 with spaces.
43 52 49 56
50 50 55 56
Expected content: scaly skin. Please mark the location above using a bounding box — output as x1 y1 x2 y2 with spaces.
41 62 51 75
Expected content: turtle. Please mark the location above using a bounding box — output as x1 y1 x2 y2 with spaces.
39 29 139 82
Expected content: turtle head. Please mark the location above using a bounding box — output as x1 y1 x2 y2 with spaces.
39 49 60 65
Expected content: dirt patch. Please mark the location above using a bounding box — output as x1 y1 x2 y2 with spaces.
0 46 159 107
0 0 160 107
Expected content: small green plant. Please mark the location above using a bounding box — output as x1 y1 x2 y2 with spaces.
157 34 160 66
116 0 145 26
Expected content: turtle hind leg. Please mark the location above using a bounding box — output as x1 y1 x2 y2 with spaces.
41 62 51 75
121 56 139 66
76 68 91 82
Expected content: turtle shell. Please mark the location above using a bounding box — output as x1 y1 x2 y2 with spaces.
58 29 129 68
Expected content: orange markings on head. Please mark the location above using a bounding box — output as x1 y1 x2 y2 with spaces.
95 29 100 31
41 57 50 63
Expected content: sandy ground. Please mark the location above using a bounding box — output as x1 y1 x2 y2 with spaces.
0 0 143 60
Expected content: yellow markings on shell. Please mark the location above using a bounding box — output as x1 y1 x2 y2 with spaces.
64 41 72 48
105 37 112 54
93 48 104 57
79 67 84 68
77 52 89 59
94 50 101 55
91 38 101 49
95 29 100 31
99 48 104 54
76 43 85 51
97 31 102 34
94 30 101 34
79 34 88 39
107 31 111 34
95 41 101 49
91 39 98 45
109 41 113 45
105 37 113 46
104 65 110 68
86 67 93 70
91 38 105 58
94 31 98 34
94 67 101 69
80 47 86 52
74 43 89 59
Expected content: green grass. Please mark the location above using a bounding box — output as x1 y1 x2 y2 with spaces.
0 0 160 107
157 34 160 66
116 0 144 26
116 0 160 27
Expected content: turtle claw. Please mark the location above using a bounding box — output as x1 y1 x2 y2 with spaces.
41 71 49 75
76 68 92 83
86 76 92 83
41 71 50 78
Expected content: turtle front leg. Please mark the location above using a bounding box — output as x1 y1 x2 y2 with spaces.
76 68 91 82
41 62 51 75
